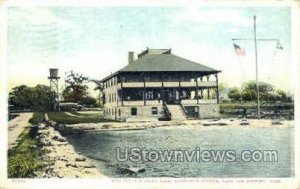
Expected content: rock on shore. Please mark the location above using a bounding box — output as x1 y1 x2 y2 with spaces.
36 123 105 178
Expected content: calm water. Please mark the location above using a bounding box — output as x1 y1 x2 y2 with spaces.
67 125 294 178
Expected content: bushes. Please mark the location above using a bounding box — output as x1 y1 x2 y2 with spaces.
29 112 45 125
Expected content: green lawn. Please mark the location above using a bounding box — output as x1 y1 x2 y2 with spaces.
29 112 45 125
69 111 102 117
47 111 113 124
8 112 48 178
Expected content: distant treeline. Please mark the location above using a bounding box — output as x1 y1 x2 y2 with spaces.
221 81 293 103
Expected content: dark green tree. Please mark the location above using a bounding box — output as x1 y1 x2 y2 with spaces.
228 87 241 102
80 96 97 107
32 85 54 110
242 81 274 101
62 71 89 103
9 85 33 109
9 84 54 111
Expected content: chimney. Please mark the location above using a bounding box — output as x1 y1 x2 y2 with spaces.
128 51 134 64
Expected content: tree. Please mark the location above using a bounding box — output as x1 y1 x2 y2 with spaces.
226 80 292 103
62 71 89 103
9 85 34 109
228 87 241 102
9 84 54 111
242 81 275 102
80 96 97 107
32 85 55 110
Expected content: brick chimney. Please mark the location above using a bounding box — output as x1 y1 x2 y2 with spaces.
128 51 134 64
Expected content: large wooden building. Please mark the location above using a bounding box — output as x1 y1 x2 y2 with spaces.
100 48 221 121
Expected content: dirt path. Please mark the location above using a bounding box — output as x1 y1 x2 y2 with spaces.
64 112 84 117
8 112 33 149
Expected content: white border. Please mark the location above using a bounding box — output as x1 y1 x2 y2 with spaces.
0 1 299 189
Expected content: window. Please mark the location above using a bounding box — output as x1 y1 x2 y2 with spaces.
131 107 137 115
151 107 158 115
119 109 121 117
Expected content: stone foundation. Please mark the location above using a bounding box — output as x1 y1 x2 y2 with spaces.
104 103 219 121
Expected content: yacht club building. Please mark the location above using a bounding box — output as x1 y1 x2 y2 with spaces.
100 48 221 121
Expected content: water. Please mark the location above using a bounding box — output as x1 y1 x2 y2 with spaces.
66 125 294 178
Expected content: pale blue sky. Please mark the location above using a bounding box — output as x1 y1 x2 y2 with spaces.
7 6 292 95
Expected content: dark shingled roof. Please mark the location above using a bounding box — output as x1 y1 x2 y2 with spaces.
100 52 220 82
119 54 220 72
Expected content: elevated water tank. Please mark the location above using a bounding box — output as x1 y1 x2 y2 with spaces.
49 68 59 78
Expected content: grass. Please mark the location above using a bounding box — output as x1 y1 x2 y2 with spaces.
47 111 114 124
8 113 48 178
29 112 45 125
69 111 101 117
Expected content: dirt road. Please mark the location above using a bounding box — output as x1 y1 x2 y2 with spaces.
8 113 33 149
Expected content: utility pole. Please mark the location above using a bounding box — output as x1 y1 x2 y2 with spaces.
232 16 283 119
254 16 261 119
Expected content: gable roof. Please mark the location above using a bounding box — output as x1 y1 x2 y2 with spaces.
119 54 220 72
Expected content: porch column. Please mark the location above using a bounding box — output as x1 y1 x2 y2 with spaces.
215 74 219 104
179 73 182 102
207 88 210 99
143 72 146 106
161 73 164 103
121 76 124 106
196 78 199 104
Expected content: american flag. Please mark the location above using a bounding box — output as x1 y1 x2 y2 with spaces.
233 43 246 56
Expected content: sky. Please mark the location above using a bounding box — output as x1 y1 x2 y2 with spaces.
7 6 292 96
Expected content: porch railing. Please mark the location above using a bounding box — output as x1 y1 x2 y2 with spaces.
179 103 189 118
118 81 217 88
163 102 172 120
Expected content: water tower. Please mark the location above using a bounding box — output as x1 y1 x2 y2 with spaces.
48 68 60 111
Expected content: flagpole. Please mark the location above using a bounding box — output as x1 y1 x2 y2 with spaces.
254 16 261 119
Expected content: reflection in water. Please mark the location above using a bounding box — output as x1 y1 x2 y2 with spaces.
66 126 293 178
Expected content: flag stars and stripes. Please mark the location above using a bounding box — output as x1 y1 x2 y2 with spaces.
233 43 246 56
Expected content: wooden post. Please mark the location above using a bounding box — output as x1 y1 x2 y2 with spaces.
207 88 210 99
143 72 146 106
121 75 124 106
161 72 164 103
179 73 181 102
216 74 219 104
196 77 199 104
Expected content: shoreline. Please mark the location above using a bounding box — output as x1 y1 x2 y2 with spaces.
37 122 106 178
64 118 293 133
38 117 293 178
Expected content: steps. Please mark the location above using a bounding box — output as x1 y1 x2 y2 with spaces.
166 104 187 120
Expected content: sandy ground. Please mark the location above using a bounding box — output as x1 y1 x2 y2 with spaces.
37 123 106 178
8 112 33 149
66 118 293 133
